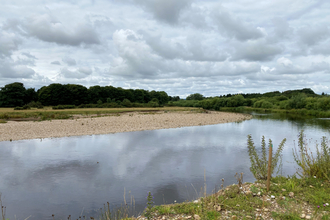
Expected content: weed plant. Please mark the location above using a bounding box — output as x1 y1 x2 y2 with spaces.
293 130 330 180
247 135 286 180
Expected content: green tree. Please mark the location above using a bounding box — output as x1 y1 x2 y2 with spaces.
186 93 204 100
38 83 69 106
0 82 27 107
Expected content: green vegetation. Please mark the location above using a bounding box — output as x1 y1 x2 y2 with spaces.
0 82 178 108
247 135 286 180
293 131 330 180
0 107 197 121
170 88 330 117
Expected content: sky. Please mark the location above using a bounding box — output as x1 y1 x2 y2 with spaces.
0 0 330 98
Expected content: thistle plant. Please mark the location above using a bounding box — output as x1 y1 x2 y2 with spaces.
144 192 154 220
247 135 286 180
293 130 330 180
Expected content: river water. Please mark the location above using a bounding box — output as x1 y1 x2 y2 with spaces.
0 113 329 219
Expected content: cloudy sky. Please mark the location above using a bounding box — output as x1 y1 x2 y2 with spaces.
1 0 330 97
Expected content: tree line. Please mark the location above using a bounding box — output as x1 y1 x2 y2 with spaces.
0 82 180 108
170 88 330 112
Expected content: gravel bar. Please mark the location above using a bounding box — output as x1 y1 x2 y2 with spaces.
0 111 252 142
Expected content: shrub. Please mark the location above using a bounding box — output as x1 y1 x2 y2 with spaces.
52 105 75 110
247 135 286 180
293 131 330 180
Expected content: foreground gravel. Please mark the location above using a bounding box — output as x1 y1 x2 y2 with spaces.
0 111 252 142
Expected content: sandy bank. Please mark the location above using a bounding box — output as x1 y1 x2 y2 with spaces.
0 111 252 142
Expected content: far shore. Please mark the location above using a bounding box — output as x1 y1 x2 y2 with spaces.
0 110 252 142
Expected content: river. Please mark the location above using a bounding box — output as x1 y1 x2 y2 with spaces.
0 112 329 219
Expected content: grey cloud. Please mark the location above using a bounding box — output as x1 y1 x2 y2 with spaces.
144 34 228 62
133 0 192 24
272 17 293 39
51 61 61 65
21 52 37 60
311 40 330 55
287 0 327 20
179 4 208 29
297 25 329 46
60 67 92 79
22 14 100 46
0 30 21 57
0 58 35 79
62 57 77 66
232 40 283 61
212 7 264 41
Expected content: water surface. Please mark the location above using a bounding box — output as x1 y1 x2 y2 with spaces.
0 113 329 219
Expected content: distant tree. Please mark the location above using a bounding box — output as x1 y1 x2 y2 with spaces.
186 93 204 100
122 98 132 107
25 88 38 104
169 96 180 101
0 82 27 107
65 84 88 105
38 83 70 106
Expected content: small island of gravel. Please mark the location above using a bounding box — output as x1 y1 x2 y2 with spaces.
0 110 252 142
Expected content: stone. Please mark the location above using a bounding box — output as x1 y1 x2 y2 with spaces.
187 216 192 219
289 192 294 198
282 189 286 192
193 214 200 220
246 216 252 219
215 205 221 212
245 190 252 195
300 214 306 219
305 215 311 219
257 192 261 196
271 195 275 199
193 200 199 203
263 208 269 212
231 215 237 220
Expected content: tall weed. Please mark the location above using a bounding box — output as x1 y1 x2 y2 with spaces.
247 135 286 180
293 131 330 180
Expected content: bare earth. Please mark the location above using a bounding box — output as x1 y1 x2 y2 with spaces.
0 111 252 142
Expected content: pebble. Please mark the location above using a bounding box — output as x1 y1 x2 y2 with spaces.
306 215 311 219
193 214 200 220
271 195 275 199
245 190 252 195
289 192 294 198
300 214 306 218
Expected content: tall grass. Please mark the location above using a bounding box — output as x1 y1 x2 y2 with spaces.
247 135 286 180
293 130 330 180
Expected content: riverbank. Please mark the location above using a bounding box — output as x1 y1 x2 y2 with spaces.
0 110 252 142
128 176 330 220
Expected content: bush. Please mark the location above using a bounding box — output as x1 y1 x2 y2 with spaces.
52 105 75 110
293 131 330 180
247 135 286 180
27 101 43 109
14 105 31 110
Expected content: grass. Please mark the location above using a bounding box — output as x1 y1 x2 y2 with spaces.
0 107 198 121
132 176 330 220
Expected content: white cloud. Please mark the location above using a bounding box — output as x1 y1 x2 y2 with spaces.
21 14 100 46
60 67 92 79
212 6 264 41
0 0 330 95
